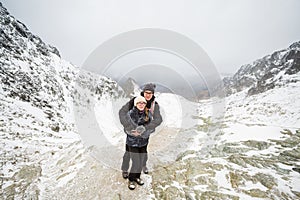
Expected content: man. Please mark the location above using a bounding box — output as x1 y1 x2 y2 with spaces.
119 83 163 179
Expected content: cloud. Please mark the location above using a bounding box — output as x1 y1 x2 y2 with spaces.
2 0 300 73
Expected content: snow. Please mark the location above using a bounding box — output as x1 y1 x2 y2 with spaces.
193 184 208 190
290 171 300 191
156 93 183 128
240 181 268 191
94 98 123 146
272 69 285 82
214 168 230 188
223 79 300 128
188 130 210 151
221 123 283 143
56 161 87 188
6 97 46 121
245 145 278 156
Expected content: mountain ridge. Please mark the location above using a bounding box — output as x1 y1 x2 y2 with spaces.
0 3 60 58
220 41 300 96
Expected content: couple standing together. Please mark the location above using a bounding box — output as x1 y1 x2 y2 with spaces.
119 83 163 190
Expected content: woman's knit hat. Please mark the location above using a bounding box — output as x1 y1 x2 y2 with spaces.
134 96 147 107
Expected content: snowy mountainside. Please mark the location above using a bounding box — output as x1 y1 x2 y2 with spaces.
0 3 122 199
146 42 300 199
222 41 300 96
151 72 300 199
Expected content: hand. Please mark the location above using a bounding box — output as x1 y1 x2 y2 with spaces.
131 130 141 137
136 126 146 134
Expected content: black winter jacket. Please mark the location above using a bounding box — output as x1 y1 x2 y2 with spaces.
125 107 154 147
119 93 163 133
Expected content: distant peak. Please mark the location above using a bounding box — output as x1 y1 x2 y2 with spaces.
0 3 60 58
289 41 300 50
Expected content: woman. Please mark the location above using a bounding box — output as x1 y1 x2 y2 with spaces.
125 95 154 190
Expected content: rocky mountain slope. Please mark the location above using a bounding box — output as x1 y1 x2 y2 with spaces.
152 83 300 199
0 3 121 199
149 42 300 199
222 41 300 96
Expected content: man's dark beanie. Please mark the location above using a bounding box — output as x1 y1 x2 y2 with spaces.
142 83 156 93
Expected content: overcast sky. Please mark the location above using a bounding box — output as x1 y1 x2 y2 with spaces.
2 0 300 74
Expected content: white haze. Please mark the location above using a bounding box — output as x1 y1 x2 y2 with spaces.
2 0 300 74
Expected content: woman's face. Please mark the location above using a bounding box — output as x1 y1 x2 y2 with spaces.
136 101 146 111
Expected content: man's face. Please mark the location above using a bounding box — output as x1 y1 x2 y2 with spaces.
143 90 153 101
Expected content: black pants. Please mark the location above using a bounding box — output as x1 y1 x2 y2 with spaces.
125 145 147 181
121 144 148 172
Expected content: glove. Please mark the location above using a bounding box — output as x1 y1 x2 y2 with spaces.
136 125 146 134
140 131 150 139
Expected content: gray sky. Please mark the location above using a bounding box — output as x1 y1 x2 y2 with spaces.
2 0 300 74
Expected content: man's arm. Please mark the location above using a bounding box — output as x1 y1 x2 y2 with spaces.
145 103 162 131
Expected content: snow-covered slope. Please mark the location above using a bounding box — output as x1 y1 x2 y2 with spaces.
151 68 300 199
0 3 121 199
145 41 300 199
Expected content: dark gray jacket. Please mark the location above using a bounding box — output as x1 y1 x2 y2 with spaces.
119 94 163 134
119 93 162 146
125 107 153 147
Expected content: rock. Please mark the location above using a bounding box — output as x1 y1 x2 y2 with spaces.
292 167 300 174
292 190 300 198
199 191 239 200
50 124 60 132
229 171 242 188
164 186 184 199
5 165 42 199
227 154 247 167
253 173 277 189
242 140 270 150
176 150 196 161
280 129 293 136
280 147 300 161
243 188 267 198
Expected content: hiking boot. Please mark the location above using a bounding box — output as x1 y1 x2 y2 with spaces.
122 171 128 179
135 178 144 186
142 166 149 174
128 181 136 190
